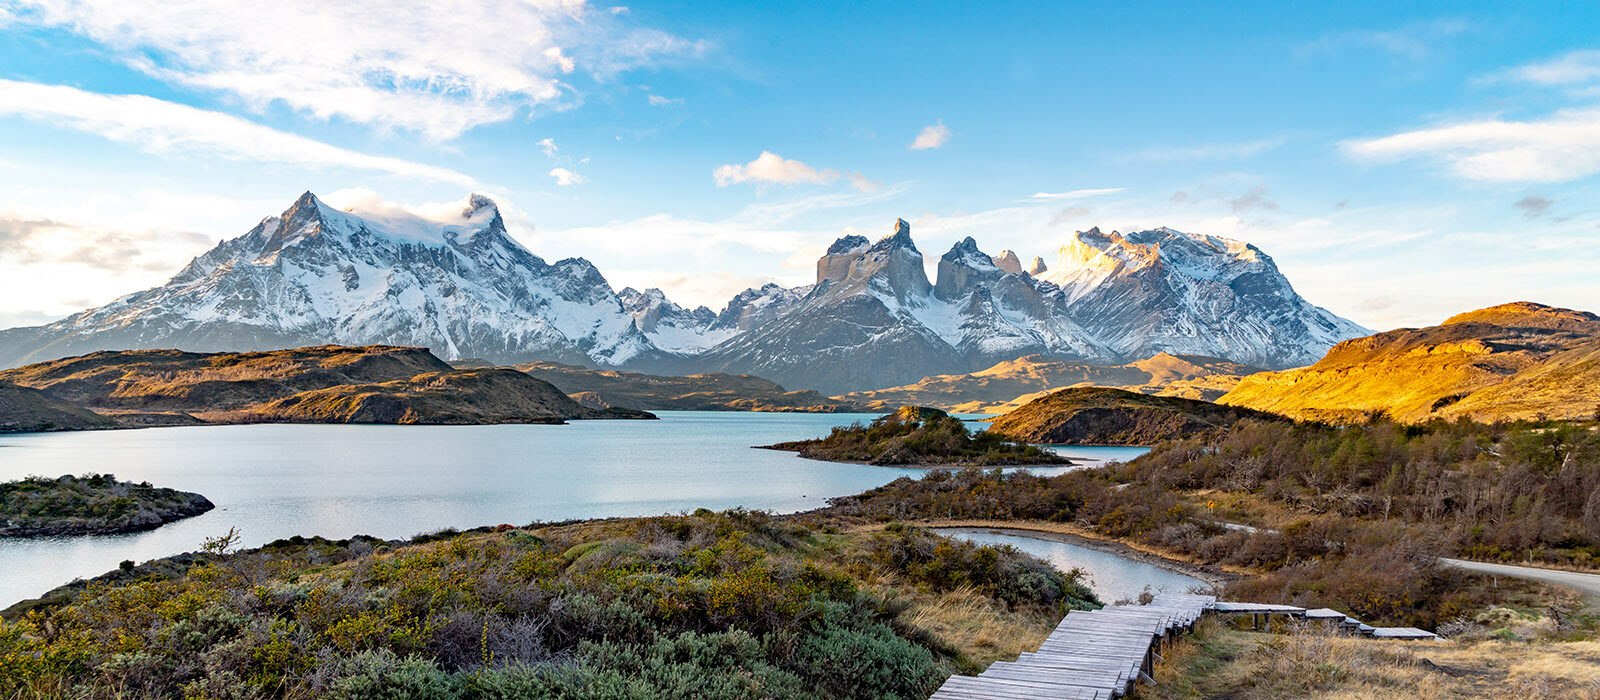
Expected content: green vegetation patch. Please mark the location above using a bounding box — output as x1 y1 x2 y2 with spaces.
0 509 1096 699
0 473 214 538
764 405 1069 466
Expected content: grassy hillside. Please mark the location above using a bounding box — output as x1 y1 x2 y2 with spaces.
514 361 864 412
0 474 213 537
836 352 1259 413
0 510 1097 699
0 346 647 427
763 406 1069 467
987 386 1277 445
1221 302 1600 423
252 369 651 424
0 381 113 433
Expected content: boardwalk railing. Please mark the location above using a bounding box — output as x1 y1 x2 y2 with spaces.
930 594 1437 699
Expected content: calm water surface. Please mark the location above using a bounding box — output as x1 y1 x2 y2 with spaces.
0 412 1147 606
939 528 1206 603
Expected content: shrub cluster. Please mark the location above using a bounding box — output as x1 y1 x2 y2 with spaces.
825 417 1600 627
0 509 1093 698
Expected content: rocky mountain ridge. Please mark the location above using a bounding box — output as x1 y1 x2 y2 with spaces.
0 192 1366 394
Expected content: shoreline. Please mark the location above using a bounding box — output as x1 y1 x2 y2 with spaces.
909 519 1238 588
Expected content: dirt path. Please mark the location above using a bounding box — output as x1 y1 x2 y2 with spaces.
1441 558 1600 599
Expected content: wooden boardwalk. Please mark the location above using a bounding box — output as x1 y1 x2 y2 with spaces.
931 593 1214 700
929 593 1438 699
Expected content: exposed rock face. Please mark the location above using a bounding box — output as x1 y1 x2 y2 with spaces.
992 249 1025 275
1220 301 1600 423
0 192 653 369
988 386 1278 445
0 345 650 427
515 361 863 412
1027 256 1049 276
0 381 114 432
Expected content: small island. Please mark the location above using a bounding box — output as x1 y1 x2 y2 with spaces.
0 474 215 537
761 405 1070 466
987 386 1278 445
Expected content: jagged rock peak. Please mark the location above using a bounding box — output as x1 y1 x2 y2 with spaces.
1027 256 1048 275
465 193 499 212
870 218 918 252
826 235 870 255
992 249 1024 275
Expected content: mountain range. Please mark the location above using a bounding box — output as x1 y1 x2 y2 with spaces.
0 192 1367 393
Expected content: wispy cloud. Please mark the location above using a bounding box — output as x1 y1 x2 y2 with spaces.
1296 18 1470 60
1124 136 1285 162
647 94 684 106
1026 188 1125 202
548 167 587 186
0 78 477 186
0 213 210 271
713 151 875 192
1343 108 1600 182
1485 49 1600 88
7 0 701 140
909 122 951 150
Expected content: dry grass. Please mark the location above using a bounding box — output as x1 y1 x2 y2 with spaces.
895 585 1056 666
1142 619 1600 699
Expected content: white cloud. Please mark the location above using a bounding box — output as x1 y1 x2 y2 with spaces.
647 94 684 106
909 122 951 150
549 167 587 186
713 151 874 191
1124 137 1285 161
538 138 560 158
1488 49 1600 87
0 78 476 186
1344 108 1600 182
8 0 699 140
1027 188 1126 201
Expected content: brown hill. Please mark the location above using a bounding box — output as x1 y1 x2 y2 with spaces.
514 361 865 412
1219 302 1600 423
836 352 1259 413
0 346 650 427
987 386 1278 445
0 381 114 433
250 369 650 424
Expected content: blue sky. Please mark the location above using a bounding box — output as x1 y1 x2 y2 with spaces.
0 1 1597 330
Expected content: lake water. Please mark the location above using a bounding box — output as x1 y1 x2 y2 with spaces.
939 528 1207 603
0 412 1148 607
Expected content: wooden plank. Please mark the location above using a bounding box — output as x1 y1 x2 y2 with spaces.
941 674 1109 699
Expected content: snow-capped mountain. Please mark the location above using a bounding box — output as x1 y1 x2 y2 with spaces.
618 287 732 354
0 196 1365 395
1041 227 1367 369
686 220 1365 392
0 192 652 368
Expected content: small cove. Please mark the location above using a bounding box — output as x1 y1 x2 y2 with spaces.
937 527 1208 603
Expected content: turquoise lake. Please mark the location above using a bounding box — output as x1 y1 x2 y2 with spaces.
0 412 1148 606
